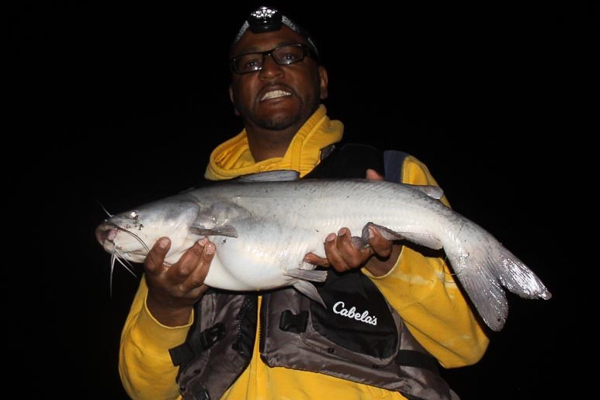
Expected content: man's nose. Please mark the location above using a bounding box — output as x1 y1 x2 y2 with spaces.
259 55 283 78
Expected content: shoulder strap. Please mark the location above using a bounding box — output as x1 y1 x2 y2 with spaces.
171 292 258 400
304 143 383 179
383 149 408 183
304 143 408 183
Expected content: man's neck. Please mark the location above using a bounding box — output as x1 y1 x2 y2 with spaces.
243 105 321 162
245 126 299 162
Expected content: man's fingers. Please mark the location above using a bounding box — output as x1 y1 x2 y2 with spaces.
367 226 393 258
178 240 215 293
339 228 375 267
171 240 205 279
304 252 329 267
144 237 171 274
366 169 384 181
167 239 211 282
325 229 374 272
323 232 350 271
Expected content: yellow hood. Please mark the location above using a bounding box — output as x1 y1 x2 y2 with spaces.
204 105 343 180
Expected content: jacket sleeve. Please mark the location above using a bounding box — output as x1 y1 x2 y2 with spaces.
119 277 190 400
364 156 489 368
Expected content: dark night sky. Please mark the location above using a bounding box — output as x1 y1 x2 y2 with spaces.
10 1 596 399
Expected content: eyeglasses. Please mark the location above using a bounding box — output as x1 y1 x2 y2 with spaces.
230 43 315 74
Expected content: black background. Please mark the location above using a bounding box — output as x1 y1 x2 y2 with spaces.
10 1 596 399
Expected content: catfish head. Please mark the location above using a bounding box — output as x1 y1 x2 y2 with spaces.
95 195 202 265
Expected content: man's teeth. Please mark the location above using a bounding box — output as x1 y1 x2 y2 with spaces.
261 90 292 100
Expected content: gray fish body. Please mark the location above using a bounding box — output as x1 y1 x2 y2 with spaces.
96 175 551 331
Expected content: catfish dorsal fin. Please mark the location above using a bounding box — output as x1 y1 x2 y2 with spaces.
410 185 444 200
237 170 300 183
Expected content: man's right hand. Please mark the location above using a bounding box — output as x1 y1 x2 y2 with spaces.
144 237 214 326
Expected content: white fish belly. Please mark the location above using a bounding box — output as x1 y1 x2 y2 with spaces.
203 223 320 291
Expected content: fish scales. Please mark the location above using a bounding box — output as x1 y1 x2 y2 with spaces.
219 180 440 237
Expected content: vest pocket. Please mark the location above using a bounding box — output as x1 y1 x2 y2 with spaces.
268 270 402 369
308 269 399 360
259 277 454 400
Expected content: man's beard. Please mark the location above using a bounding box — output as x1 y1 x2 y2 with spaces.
246 94 319 131
251 112 304 131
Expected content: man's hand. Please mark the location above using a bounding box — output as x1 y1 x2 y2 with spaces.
144 237 214 326
304 169 402 276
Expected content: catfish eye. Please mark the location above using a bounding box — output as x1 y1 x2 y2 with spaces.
129 211 139 220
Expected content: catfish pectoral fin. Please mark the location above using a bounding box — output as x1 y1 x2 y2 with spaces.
190 225 238 238
285 268 327 282
292 280 326 308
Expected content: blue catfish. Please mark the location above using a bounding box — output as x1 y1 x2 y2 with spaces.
96 171 551 331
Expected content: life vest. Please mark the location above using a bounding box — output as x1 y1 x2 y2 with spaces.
169 144 459 400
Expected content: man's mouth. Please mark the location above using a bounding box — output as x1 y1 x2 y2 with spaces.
260 89 292 101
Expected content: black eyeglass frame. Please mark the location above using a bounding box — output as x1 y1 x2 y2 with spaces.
230 43 317 74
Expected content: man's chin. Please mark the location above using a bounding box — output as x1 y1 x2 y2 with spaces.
252 109 303 131
257 116 301 131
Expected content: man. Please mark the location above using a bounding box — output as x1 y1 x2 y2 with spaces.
119 6 489 400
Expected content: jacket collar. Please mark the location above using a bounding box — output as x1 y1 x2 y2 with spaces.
205 105 343 180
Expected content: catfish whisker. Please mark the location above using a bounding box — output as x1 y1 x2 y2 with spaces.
97 199 114 218
113 249 138 278
115 228 150 253
109 248 139 297
110 251 116 297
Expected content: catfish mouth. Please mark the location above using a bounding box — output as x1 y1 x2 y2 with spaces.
95 222 150 255
95 222 119 245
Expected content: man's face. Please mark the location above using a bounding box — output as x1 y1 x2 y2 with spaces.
229 26 328 131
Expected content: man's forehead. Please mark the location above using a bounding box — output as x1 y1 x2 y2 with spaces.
231 26 308 55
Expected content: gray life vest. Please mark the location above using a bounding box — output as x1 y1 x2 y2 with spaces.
169 144 459 400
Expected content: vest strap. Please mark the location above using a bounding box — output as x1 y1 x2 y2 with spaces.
383 149 408 183
307 143 408 183
170 323 226 367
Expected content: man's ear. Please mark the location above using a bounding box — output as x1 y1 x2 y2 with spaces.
229 85 240 116
318 66 329 100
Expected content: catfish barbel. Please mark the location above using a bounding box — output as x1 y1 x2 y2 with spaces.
95 171 551 331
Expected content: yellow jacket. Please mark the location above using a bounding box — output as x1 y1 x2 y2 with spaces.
119 105 489 400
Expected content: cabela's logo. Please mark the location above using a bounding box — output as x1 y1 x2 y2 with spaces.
332 301 378 326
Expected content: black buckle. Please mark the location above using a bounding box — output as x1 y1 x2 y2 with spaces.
199 322 226 349
169 322 227 367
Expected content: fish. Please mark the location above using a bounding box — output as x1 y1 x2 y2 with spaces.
95 170 551 331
